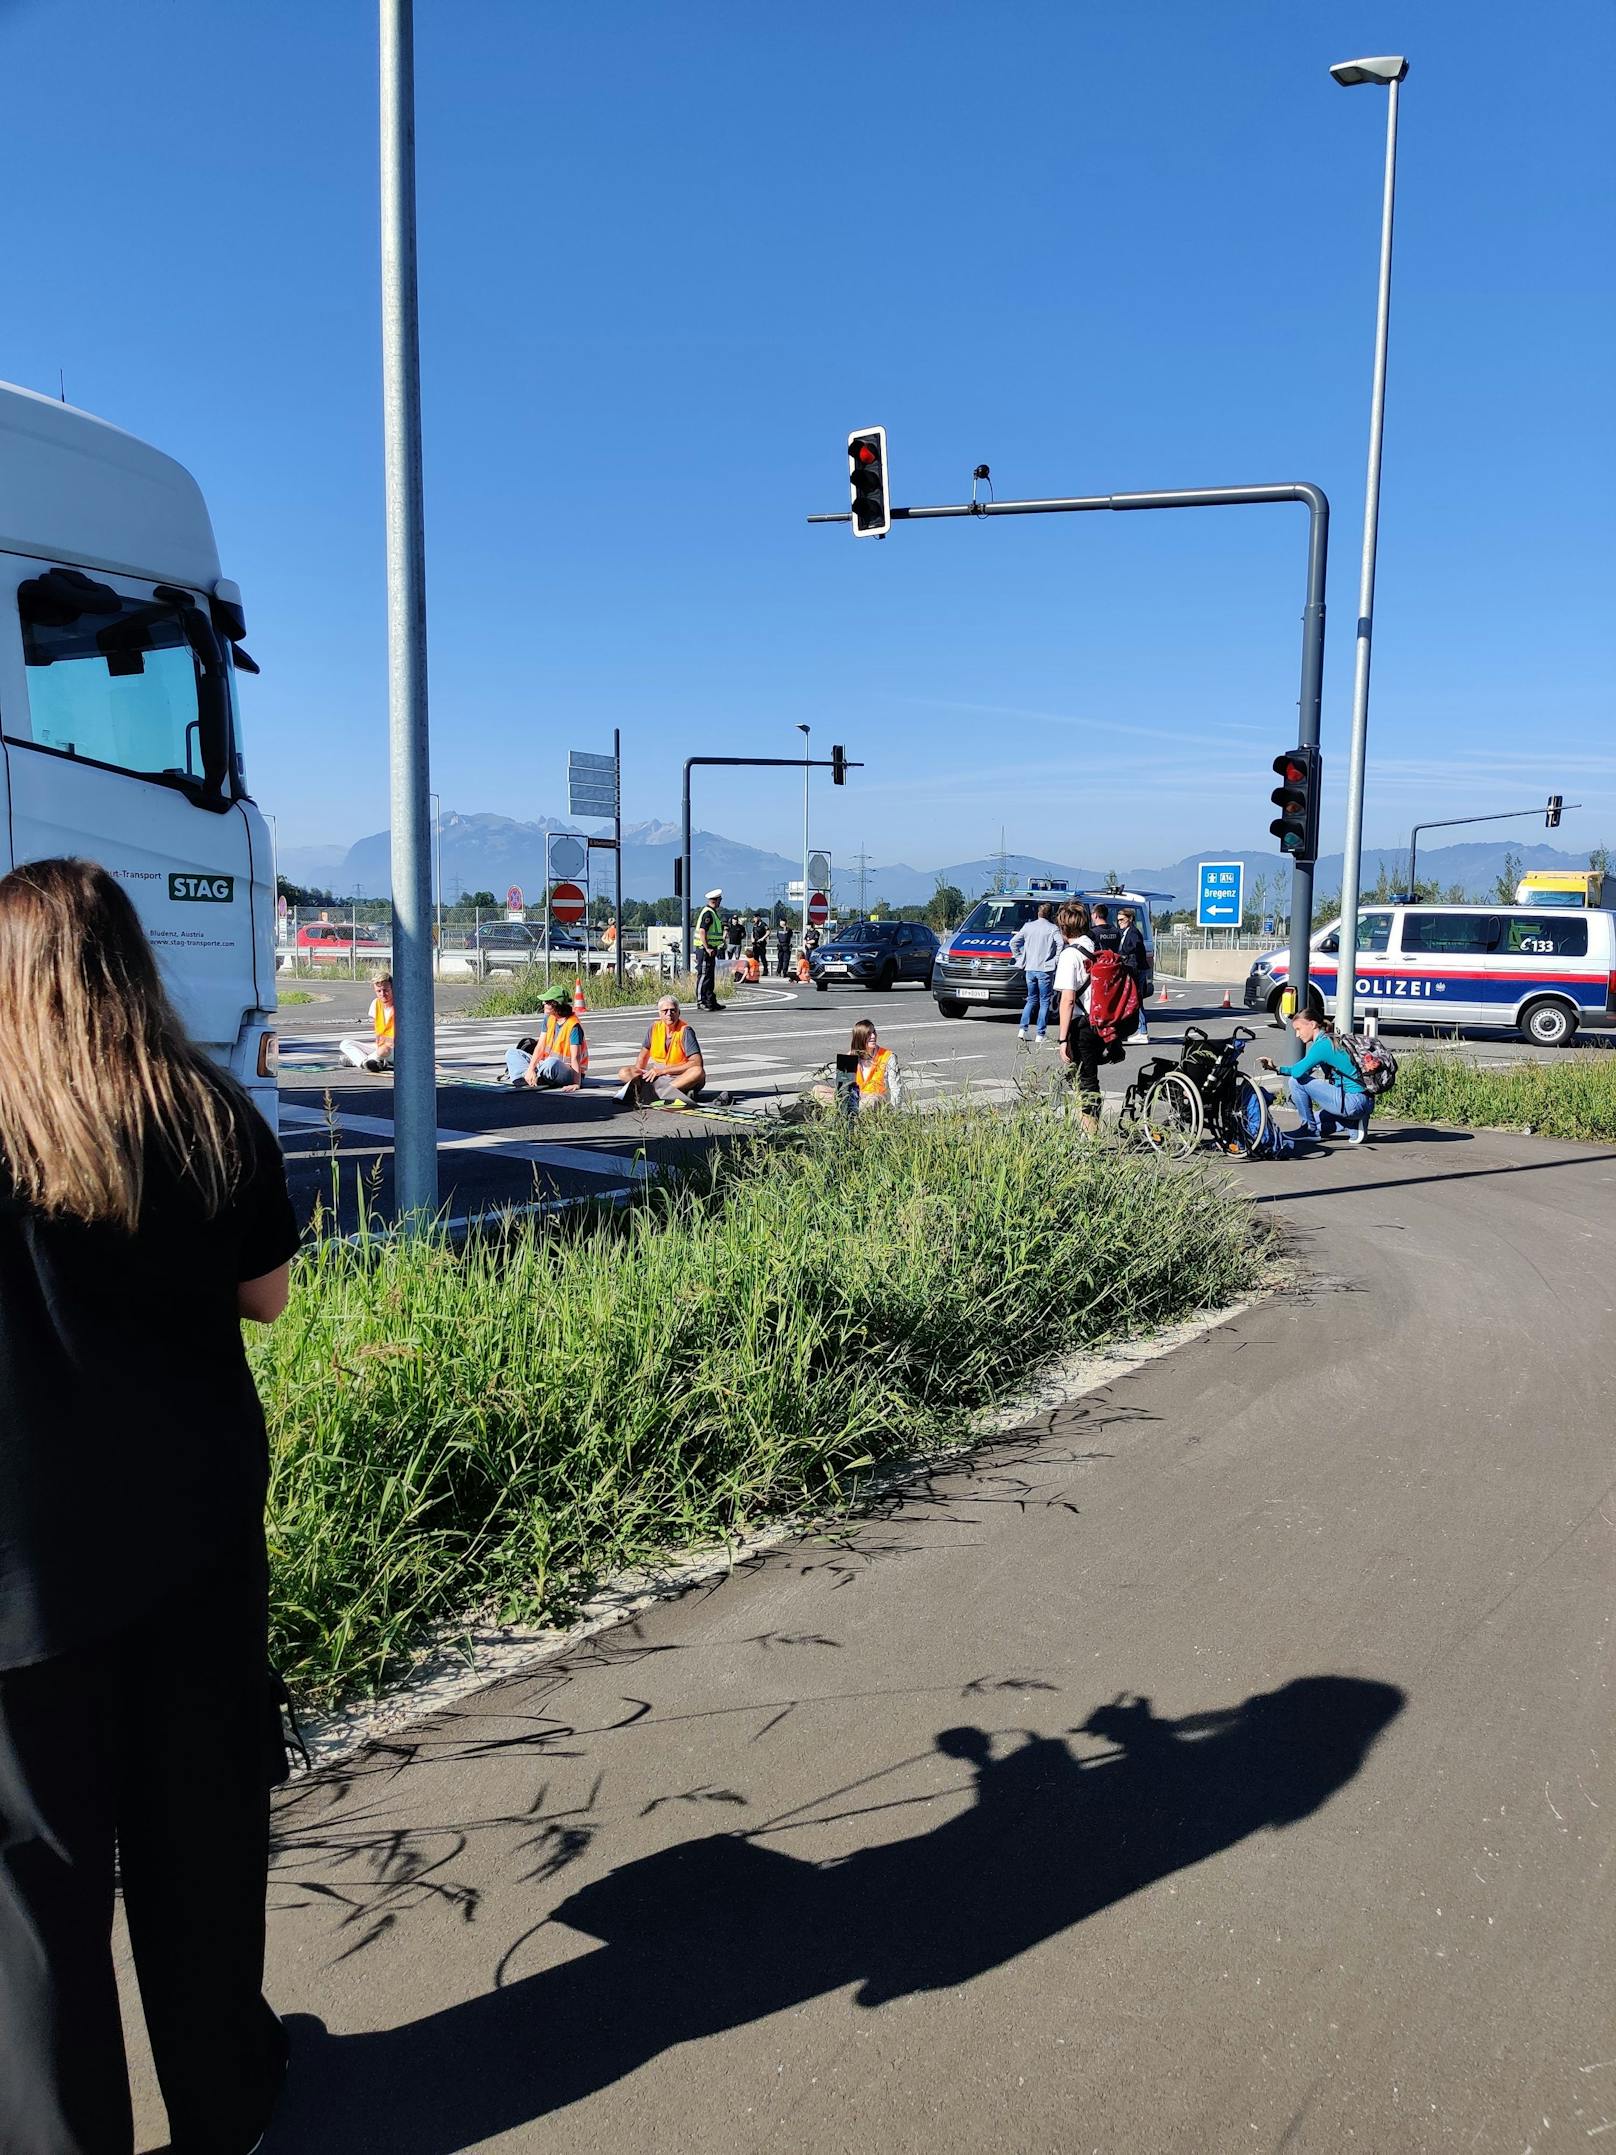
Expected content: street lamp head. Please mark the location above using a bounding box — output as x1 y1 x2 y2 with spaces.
796 722 810 736
1330 54 1408 86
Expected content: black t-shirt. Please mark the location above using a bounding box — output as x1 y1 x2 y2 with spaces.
0 1081 299 1670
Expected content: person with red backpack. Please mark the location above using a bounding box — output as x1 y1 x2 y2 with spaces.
1056 900 1142 1132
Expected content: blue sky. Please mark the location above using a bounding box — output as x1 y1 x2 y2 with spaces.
1 0 1611 872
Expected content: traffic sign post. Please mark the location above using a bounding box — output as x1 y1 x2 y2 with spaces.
549 879 587 926
1197 861 1245 932
808 890 829 927
569 739 623 981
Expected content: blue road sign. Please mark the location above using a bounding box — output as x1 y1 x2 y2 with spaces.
1197 860 1245 929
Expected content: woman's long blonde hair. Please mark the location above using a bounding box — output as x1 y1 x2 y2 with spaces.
0 857 245 1230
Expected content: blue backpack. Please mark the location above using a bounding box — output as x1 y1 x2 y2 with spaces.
1240 1085 1296 1160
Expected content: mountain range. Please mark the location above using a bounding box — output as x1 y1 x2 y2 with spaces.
276 812 1603 914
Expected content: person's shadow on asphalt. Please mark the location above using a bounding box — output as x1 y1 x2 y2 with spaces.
263 1674 1403 2152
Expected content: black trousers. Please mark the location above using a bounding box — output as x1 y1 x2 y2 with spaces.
694 947 718 1008
0 1546 282 2155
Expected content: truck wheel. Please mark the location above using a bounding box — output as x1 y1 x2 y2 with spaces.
1520 997 1577 1048
937 998 968 1019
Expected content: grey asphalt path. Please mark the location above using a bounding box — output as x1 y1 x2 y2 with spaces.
129 1125 1616 2153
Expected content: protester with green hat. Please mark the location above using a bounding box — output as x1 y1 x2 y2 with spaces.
505 986 589 1089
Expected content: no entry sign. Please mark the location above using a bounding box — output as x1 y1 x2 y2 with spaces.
549 879 588 926
808 890 829 926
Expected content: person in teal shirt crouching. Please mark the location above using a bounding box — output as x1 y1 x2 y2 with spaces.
1260 1009 1371 1145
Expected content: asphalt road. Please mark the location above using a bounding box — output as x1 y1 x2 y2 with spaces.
125 1122 1616 2152
276 974 1609 1231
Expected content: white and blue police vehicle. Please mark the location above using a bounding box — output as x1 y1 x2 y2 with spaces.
932 880 1163 1019
1244 902 1616 1048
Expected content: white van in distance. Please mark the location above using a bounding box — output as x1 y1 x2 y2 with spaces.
1244 903 1616 1048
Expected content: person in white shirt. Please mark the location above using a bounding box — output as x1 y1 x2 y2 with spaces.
1053 901 1104 1133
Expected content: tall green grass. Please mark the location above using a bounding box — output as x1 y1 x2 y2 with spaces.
1393 1052 1616 1143
255 1106 1269 1706
461 967 733 1020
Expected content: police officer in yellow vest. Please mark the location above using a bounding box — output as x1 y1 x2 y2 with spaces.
617 995 707 1105
506 987 589 1090
693 887 724 1012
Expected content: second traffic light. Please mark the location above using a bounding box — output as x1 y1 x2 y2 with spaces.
831 744 847 785
1270 745 1322 863
847 427 890 538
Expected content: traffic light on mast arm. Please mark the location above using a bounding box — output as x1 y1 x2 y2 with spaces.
1269 745 1322 863
847 427 890 538
831 744 847 785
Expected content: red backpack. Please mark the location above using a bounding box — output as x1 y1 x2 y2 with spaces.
1085 948 1142 1046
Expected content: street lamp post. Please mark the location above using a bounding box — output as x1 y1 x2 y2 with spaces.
796 722 811 946
1331 53 1408 1037
428 790 443 972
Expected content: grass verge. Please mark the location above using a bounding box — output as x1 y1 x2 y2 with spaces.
1393 1051 1616 1143
257 1106 1269 1708
461 967 734 1020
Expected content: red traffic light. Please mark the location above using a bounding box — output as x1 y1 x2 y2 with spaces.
847 426 891 538
1269 744 1321 863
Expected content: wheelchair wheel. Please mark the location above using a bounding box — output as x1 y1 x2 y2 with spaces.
1224 1073 1271 1157
1141 1071 1203 1156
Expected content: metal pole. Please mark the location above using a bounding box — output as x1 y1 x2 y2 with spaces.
429 790 442 974
379 0 436 1219
681 758 693 973
1407 819 1418 900
1336 73 1402 1037
798 722 811 946
613 727 624 987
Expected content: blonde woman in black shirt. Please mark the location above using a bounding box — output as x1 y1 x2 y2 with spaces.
0 858 299 2155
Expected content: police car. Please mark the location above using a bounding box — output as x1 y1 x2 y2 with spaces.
1244 902 1616 1047
932 881 1162 1018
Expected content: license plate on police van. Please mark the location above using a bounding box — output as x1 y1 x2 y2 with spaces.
958 986 991 1000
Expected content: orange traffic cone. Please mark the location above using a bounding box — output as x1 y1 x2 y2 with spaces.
573 975 588 1015
1220 986 1233 1010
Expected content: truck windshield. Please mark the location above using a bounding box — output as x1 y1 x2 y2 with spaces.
13 570 234 807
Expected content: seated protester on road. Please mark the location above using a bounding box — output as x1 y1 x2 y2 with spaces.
1260 1009 1371 1145
617 995 706 1104
339 971 395 1071
1115 905 1152 1043
1055 901 1111 1136
0 857 298 2155
505 986 589 1090
814 1017 904 1119
1089 904 1121 954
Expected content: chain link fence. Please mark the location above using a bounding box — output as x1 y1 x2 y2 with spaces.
274 905 682 981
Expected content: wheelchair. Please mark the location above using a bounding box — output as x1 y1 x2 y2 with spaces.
1121 1024 1272 1158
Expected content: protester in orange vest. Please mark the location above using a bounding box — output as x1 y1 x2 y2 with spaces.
506 987 588 1090
339 973 396 1071
616 994 707 1105
815 1017 902 1119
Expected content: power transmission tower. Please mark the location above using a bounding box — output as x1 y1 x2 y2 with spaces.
849 843 872 915
990 827 1013 894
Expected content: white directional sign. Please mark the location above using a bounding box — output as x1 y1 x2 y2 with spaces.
568 747 619 820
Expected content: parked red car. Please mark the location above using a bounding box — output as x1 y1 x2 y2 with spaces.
294 921 390 963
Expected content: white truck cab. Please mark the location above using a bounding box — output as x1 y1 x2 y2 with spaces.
0 382 276 1119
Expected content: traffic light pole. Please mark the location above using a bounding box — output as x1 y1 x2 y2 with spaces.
810 482 1329 1030
1406 800 1580 899
681 754 862 968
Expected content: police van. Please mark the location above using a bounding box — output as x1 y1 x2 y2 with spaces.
933 880 1163 1018
1244 903 1616 1047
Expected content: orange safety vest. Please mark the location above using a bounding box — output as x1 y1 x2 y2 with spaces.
855 1047 894 1100
648 1019 691 1068
371 996 396 1046
543 1010 589 1077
